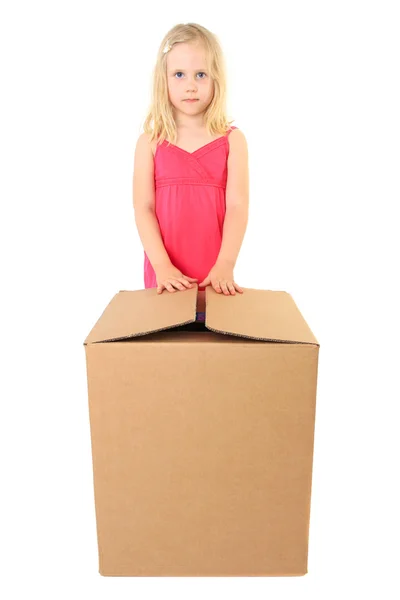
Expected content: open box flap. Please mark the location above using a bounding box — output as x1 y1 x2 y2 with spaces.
205 287 319 345
84 287 197 344
84 286 319 346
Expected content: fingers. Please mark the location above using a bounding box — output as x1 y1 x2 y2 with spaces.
228 282 244 294
158 279 243 294
157 276 243 295
179 278 193 289
212 280 228 294
174 277 196 290
158 277 197 293
157 282 177 293
212 280 244 295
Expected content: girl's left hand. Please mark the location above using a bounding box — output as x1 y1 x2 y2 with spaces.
198 260 244 295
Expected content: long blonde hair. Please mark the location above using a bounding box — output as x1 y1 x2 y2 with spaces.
142 23 234 146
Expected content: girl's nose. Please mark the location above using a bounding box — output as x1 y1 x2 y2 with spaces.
187 78 197 90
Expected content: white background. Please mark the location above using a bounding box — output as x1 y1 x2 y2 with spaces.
1 0 399 597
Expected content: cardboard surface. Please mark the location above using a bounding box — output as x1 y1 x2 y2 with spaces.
84 286 319 576
85 286 318 345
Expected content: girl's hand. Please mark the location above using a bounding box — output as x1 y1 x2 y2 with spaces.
154 262 198 294
198 260 244 295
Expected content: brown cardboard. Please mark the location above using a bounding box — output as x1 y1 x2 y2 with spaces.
83 286 319 576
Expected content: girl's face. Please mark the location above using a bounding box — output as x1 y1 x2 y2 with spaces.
166 42 214 119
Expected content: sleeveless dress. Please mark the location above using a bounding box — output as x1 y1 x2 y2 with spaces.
144 124 238 310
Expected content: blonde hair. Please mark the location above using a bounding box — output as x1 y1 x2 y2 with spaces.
142 23 234 146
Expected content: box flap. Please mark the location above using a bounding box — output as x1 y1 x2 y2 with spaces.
205 287 319 345
84 287 197 344
84 286 319 346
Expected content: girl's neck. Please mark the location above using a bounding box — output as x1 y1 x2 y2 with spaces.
173 111 206 132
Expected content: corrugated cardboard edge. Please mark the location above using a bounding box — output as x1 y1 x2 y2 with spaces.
98 568 308 577
83 287 197 345
205 287 319 346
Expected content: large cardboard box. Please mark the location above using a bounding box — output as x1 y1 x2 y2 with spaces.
83 286 319 576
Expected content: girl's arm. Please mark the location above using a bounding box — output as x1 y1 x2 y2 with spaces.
133 133 172 270
217 129 249 266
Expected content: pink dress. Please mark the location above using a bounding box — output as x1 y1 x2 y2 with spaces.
143 126 238 292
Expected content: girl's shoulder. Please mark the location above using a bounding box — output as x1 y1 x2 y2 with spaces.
226 125 246 146
142 133 157 158
137 132 157 158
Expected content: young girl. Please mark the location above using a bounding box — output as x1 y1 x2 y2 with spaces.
133 23 249 321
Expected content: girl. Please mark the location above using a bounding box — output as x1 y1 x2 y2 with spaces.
133 23 249 321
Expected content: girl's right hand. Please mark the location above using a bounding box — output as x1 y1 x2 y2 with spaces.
154 263 198 294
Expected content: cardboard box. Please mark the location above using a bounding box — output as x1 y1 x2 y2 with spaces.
83 286 319 576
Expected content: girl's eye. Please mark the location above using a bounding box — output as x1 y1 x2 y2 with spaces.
175 72 206 79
